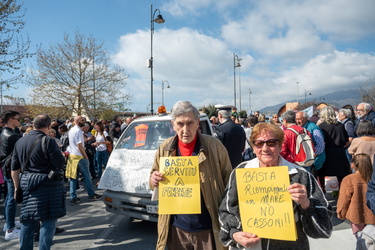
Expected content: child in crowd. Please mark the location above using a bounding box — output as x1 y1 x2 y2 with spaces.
337 153 375 238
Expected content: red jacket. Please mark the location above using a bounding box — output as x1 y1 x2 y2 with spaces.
280 124 313 164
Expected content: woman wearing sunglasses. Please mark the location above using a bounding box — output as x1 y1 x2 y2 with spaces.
219 122 334 249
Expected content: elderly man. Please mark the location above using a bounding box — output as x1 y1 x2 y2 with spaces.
354 102 375 135
121 116 133 133
214 104 246 169
281 110 314 171
150 101 232 250
296 111 326 174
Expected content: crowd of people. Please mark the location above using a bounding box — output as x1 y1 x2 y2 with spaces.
0 111 134 248
1 100 375 249
151 101 375 250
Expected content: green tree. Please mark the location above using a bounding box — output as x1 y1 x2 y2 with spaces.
28 31 131 121
200 104 217 118
0 0 33 87
239 110 247 118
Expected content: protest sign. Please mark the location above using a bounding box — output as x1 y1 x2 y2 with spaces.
158 156 200 214
236 166 297 241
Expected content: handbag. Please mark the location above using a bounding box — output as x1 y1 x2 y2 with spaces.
356 224 375 250
104 135 113 153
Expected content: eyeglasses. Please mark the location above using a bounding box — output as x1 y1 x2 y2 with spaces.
356 109 364 112
12 118 20 121
252 139 278 148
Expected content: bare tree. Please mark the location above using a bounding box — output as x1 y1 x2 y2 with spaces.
28 31 131 120
0 0 33 86
359 80 375 107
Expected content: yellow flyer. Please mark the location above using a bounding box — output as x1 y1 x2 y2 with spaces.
236 166 297 241
158 156 200 214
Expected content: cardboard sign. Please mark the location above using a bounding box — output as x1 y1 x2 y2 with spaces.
158 156 200 214
236 166 297 241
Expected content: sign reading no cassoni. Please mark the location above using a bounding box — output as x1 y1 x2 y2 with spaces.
236 166 297 241
158 156 201 214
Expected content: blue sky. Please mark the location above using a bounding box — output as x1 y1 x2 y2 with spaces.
6 0 375 113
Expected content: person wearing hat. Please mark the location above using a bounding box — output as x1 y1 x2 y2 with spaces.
214 104 246 169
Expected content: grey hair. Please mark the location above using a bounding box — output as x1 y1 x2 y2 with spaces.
281 110 296 123
319 106 337 125
359 102 372 112
171 101 200 121
339 108 351 118
297 111 310 119
218 109 231 119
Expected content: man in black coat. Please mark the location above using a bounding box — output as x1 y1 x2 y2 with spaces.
214 105 246 169
0 110 22 240
11 114 66 249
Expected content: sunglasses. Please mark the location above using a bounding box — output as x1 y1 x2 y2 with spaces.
12 118 20 121
252 139 278 148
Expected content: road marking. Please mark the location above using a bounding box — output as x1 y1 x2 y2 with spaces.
89 214 126 249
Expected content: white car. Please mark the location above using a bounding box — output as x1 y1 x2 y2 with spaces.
98 112 213 222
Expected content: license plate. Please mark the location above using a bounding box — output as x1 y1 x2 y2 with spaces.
146 205 158 214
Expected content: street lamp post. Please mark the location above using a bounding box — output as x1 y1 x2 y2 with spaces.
83 59 96 120
305 89 312 105
92 56 96 120
296 81 299 104
249 88 252 113
161 80 170 106
233 53 241 108
238 58 242 111
149 4 165 115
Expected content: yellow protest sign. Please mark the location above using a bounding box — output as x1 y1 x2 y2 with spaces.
158 156 200 214
236 166 297 241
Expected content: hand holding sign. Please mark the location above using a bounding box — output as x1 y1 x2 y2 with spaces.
233 232 261 248
288 183 310 210
151 171 164 187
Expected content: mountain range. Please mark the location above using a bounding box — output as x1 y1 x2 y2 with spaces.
260 88 361 115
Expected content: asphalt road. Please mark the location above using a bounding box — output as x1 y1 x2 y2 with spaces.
0 184 354 250
0 183 158 250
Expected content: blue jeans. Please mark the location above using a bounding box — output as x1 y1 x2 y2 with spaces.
4 176 16 231
95 150 108 178
70 158 95 200
20 219 57 250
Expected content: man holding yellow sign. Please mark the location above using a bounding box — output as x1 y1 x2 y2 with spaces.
150 101 232 250
219 123 334 249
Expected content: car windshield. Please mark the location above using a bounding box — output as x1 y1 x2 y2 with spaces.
116 120 175 150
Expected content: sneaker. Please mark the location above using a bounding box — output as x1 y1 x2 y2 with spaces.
3 221 21 232
88 194 102 201
5 228 21 240
70 197 81 205
76 187 85 192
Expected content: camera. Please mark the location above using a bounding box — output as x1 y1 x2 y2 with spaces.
48 169 65 181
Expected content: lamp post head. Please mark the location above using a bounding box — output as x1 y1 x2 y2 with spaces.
154 14 165 23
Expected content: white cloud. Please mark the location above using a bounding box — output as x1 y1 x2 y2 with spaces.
112 0 375 112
